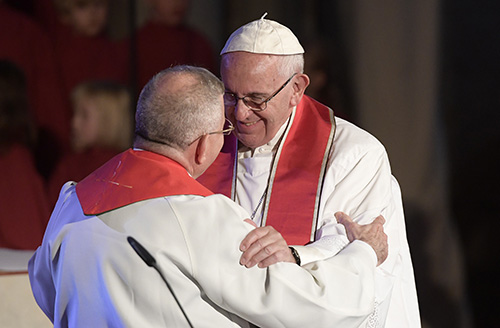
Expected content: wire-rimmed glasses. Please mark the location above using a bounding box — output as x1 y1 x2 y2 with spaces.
223 73 297 112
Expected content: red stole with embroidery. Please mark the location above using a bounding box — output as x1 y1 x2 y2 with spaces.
198 96 335 245
76 149 213 215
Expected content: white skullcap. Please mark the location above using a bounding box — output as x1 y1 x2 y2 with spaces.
220 13 304 55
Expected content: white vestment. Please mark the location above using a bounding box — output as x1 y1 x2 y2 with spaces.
236 114 421 327
29 181 378 328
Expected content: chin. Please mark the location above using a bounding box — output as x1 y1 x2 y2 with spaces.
237 137 264 149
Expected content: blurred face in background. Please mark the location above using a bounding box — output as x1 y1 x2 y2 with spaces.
62 0 109 37
71 96 101 151
147 0 190 26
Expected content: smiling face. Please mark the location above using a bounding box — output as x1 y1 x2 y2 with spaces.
220 52 297 149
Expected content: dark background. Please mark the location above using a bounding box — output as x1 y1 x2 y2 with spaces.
441 1 500 326
4 0 499 326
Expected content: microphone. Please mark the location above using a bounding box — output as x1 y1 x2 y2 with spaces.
127 236 194 328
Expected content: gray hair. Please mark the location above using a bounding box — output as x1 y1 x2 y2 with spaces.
135 65 224 150
276 54 304 78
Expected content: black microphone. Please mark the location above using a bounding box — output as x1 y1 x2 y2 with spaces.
127 236 194 328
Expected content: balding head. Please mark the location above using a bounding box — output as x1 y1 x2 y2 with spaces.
135 65 225 151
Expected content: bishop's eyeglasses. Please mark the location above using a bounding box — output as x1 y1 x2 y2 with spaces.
208 118 234 136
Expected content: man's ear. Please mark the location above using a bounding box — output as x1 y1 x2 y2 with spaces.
194 134 209 165
290 73 311 107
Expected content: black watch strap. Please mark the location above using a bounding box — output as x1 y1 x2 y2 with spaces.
289 247 301 266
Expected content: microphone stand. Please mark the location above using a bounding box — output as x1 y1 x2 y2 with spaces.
128 236 194 328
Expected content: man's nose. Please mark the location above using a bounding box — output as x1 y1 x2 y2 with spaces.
233 99 252 121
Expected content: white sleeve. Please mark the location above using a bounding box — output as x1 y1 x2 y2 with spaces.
297 120 394 265
292 119 419 327
171 195 379 328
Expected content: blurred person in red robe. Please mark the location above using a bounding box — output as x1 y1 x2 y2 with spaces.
0 60 51 250
0 1 70 178
50 0 129 96
135 0 216 90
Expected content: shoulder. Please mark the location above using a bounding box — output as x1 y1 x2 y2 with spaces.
52 181 78 210
332 117 388 160
163 194 253 246
41 182 84 244
334 117 385 150
326 117 393 180
166 194 249 223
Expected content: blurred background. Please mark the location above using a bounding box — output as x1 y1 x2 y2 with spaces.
1 0 499 327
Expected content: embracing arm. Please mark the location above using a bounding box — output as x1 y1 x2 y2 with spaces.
239 128 394 268
176 195 387 328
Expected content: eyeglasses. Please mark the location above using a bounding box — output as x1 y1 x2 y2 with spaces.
207 118 234 136
137 118 234 147
223 73 297 112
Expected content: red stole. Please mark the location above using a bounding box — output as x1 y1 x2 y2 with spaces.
198 96 335 245
76 149 213 215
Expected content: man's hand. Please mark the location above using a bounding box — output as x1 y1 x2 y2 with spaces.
239 219 295 268
335 212 388 266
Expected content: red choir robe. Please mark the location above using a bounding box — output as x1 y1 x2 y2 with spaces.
135 21 216 90
0 3 70 148
0 145 50 249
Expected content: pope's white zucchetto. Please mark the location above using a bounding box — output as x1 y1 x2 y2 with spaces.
220 13 305 56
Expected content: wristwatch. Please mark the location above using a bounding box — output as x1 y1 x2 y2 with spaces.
289 247 301 266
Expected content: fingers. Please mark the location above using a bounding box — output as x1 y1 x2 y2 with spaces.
239 226 267 252
239 226 294 268
336 212 385 228
243 218 257 227
334 212 388 266
253 246 295 268
335 211 355 242
334 211 353 226
376 233 389 266
372 215 386 226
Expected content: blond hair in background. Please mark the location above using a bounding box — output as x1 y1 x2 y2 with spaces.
70 80 133 152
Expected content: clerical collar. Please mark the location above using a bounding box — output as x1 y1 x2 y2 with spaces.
238 109 294 157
